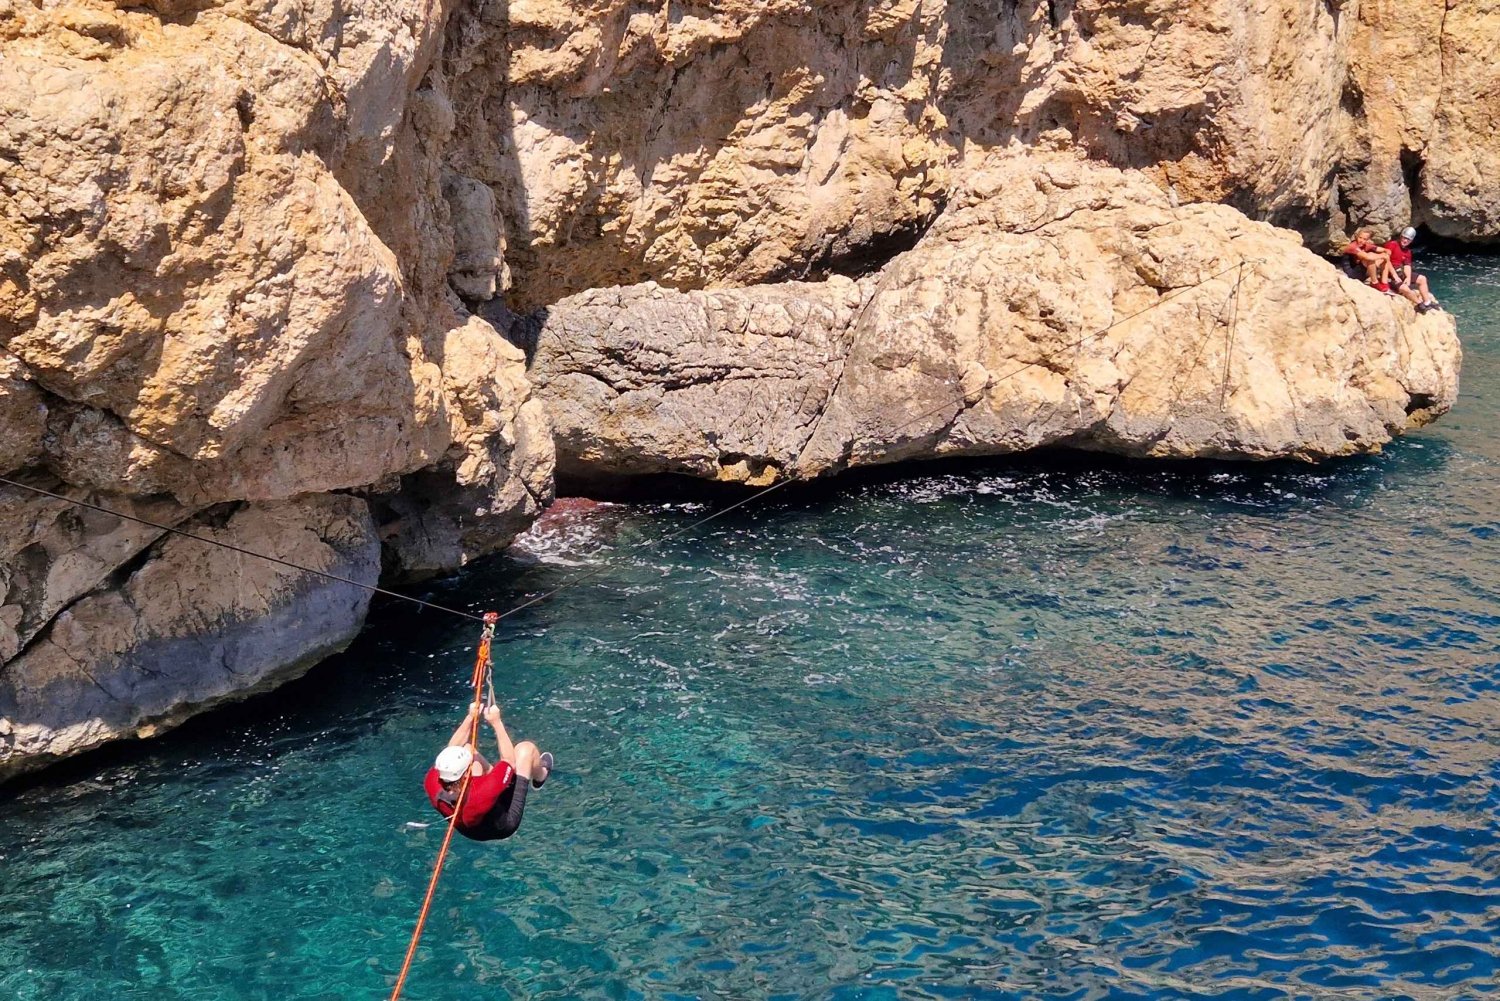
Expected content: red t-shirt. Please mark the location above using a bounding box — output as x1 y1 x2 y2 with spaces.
424 761 516 830
1384 240 1412 269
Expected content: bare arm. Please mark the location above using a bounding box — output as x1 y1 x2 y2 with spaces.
485 705 516 765
447 703 480 748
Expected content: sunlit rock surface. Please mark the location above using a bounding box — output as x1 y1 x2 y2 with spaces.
529 157 1461 483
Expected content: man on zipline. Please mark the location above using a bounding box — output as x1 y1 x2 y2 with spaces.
425 701 553 841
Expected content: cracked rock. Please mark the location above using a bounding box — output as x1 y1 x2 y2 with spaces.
529 155 1461 482
0 495 380 781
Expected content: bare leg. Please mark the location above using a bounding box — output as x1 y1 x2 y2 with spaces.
513 740 550 784
1416 275 1434 303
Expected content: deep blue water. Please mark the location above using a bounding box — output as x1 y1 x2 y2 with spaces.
2 257 1497 1000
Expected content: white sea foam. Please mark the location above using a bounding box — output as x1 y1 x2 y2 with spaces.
510 502 621 565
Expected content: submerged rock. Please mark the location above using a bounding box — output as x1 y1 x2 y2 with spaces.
529 157 1461 483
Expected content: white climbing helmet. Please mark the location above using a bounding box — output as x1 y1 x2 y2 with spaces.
1401 227 1417 240
435 745 474 782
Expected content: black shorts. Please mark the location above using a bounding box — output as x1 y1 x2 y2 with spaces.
468 777 529 842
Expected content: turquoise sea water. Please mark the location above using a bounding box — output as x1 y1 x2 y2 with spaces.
2 257 1498 1000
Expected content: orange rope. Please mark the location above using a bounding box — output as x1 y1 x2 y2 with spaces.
388 611 499 1001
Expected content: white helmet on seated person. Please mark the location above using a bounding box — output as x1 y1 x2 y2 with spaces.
1401 227 1417 241
435 745 474 783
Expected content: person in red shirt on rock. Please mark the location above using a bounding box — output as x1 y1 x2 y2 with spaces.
1342 229 1396 291
1384 227 1440 313
424 702 553 841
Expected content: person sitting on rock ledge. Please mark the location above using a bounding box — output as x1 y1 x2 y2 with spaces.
1385 227 1441 314
1342 229 1397 292
425 701 553 841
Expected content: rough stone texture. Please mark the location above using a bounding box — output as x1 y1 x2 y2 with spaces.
443 170 511 301
0 354 47 473
440 0 1500 313
1337 1 1500 244
443 0 954 310
531 156 1462 482
0 494 379 780
0 18 550 458
0 0 553 775
1405 1 1500 242
2 1 442 502
374 314 555 580
0 0 551 510
522 278 862 485
0 480 192 664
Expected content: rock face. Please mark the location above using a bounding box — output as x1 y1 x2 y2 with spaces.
374 316 554 580
522 279 863 484
0 483 187 665
529 156 1461 483
443 0 1500 312
0 0 553 777
0 494 379 781
0 0 551 512
0 0 1485 779
1344 1 1500 244
4 2 432 502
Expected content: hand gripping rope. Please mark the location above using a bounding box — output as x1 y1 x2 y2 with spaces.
387 612 498 1001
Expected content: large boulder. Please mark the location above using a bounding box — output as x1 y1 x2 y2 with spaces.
529 156 1461 483
0 2 449 503
375 315 555 580
0 0 553 515
0 494 380 780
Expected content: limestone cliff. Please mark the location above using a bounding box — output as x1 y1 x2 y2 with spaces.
0 0 1484 778
442 0 1499 310
0 0 553 776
